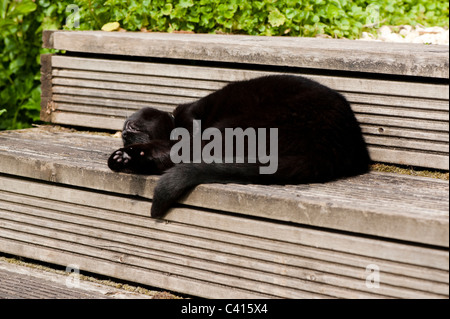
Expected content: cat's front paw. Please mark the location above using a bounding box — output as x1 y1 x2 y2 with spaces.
108 145 159 174
108 149 133 172
108 146 147 173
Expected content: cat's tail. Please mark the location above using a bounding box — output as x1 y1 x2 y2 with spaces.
150 162 260 218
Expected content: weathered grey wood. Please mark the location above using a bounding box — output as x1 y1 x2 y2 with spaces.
52 77 212 98
50 112 127 131
0 175 447 298
52 102 450 143
46 109 450 169
4 31 446 298
351 104 448 122
365 135 448 153
43 31 449 78
0 219 317 299
356 114 448 132
1 176 448 277
1 172 446 277
49 110 450 168
0 236 269 299
368 148 449 170
0 215 372 299
42 55 449 169
52 85 194 105
51 56 449 99
0 128 448 247
52 68 225 91
50 95 449 144
0 238 272 299
361 126 448 143
40 54 53 123
52 94 175 111
0 210 441 299
50 75 449 119
53 67 449 115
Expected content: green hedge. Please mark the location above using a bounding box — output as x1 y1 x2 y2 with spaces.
0 0 67 130
70 0 449 37
1 0 448 130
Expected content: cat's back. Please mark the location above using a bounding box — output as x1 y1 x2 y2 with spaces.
219 74 347 110
211 75 352 126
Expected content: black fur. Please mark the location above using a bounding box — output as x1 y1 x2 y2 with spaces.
108 75 371 218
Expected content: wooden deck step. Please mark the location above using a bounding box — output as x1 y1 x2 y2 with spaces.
0 127 448 298
0 127 448 247
1 31 448 298
44 31 449 78
40 31 450 170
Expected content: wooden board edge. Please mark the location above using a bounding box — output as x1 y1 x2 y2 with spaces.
49 31 450 78
0 237 270 298
40 54 54 122
369 147 450 171
42 30 56 49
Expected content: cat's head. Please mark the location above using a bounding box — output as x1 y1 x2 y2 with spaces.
122 107 175 146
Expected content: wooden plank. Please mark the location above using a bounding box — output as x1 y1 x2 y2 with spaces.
361 125 449 143
52 94 175 111
0 128 448 247
364 135 448 154
345 93 449 112
52 85 196 105
43 31 449 78
50 112 126 131
46 106 450 168
0 210 382 299
371 150 448 169
52 103 450 155
44 55 449 169
52 68 450 113
40 54 54 123
52 68 226 91
0 177 448 297
51 68 449 114
0 211 439 298
0 218 324 299
52 77 212 98
53 102 450 143
352 104 448 122
51 56 450 99
46 56 450 167
356 114 448 132
0 237 270 299
1 177 448 279
369 147 449 170
54 103 135 118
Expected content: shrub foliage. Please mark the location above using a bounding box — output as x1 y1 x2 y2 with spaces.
1 0 448 130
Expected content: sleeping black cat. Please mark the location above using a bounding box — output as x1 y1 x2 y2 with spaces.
108 75 371 218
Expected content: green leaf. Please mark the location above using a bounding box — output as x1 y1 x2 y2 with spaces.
0 18 15 35
326 4 341 19
268 8 286 27
162 4 173 16
9 55 26 72
9 0 37 17
311 14 320 23
285 8 298 20
178 0 194 9
101 22 120 31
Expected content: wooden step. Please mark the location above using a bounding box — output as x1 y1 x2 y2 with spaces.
40 31 449 170
1 31 448 298
0 127 448 298
0 127 448 248
43 31 449 78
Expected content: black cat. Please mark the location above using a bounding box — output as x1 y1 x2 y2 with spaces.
108 75 371 218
